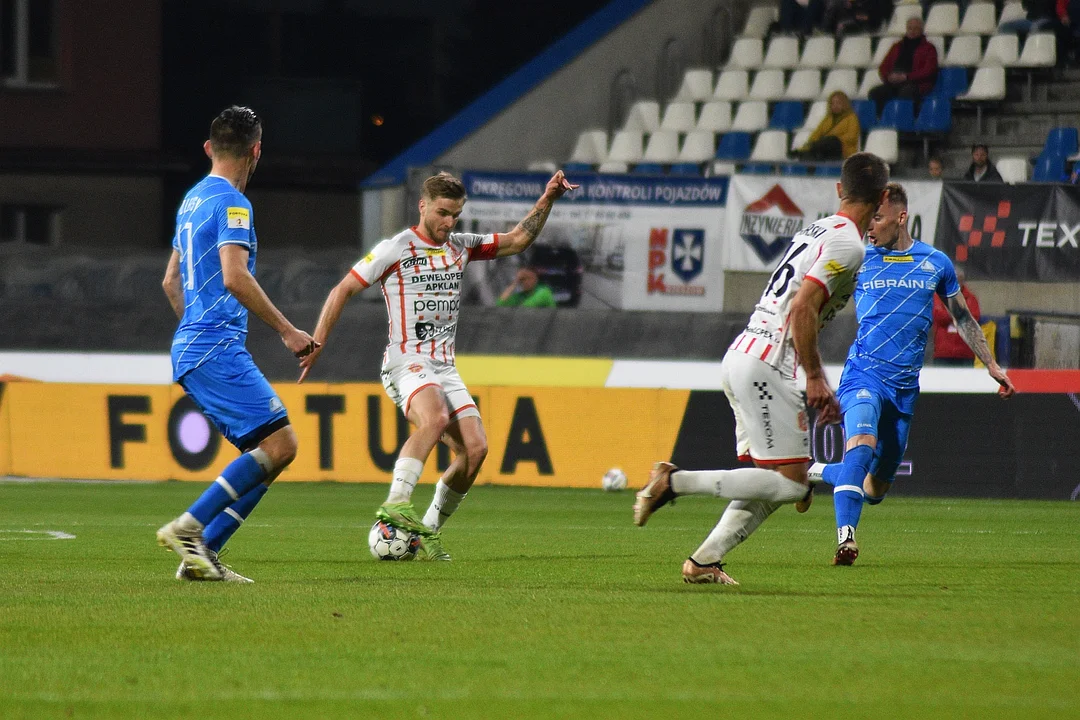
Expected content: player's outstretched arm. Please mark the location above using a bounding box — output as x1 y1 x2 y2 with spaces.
495 171 579 257
790 280 841 424
946 292 1015 398
219 244 318 359
162 250 184 320
298 273 365 383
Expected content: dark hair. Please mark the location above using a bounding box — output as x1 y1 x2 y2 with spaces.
971 144 989 153
928 155 944 165
883 182 908 209
209 106 262 158
840 152 890 206
422 171 467 202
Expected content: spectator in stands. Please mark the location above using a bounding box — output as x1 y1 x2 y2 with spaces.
823 0 890 36
1000 0 1071 65
497 267 556 308
963 144 1005 182
793 91 861 160
933 268 982 366
928 156 945 179
869 17 939 114
774 0 825 36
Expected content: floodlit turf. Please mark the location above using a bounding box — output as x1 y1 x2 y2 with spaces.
1 480 1077 719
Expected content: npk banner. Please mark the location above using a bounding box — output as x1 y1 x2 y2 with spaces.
459 172 729 312
936 181 1080 280
723 176 942 271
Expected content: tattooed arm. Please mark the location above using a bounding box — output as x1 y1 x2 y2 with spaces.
946 292 1016 398
496 171 578 257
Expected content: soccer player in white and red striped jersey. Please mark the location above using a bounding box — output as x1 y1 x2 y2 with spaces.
299 170 576 560
634 152 890 585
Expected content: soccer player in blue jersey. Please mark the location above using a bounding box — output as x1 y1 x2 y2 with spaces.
810 182 1015 566
157 106 318 582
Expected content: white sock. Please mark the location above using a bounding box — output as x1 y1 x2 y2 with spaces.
386 457 424 504
671 468 810 503
178 512 204 531
423 480 467 531
808 462 826 482
690 500 778 565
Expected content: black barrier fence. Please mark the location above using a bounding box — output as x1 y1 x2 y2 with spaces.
670 390 1080 500
936 182 1080 281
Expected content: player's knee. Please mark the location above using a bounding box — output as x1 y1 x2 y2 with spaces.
467 439 488 471
260 426 298 469
865 493 886 505
844 444 875 472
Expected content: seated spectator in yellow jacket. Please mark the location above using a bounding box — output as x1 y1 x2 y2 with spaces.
794 91 860 161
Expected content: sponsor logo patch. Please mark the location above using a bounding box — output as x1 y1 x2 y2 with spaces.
883 255 913 263
823 259 847 276
226 206 250 230
739 185 806 265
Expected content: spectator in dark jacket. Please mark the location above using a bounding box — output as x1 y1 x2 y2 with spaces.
869 17 939 114
825 0 890 36
1000 0 1072 65
963 144 1005 182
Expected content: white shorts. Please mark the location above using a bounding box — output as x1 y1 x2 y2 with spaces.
719 349 810 465
381 355 480 422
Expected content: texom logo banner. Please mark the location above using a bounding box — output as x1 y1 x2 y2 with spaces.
955 200 1011 262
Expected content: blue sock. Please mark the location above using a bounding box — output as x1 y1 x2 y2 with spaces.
187 452 269 526
205 483 268 552
831 445 875 531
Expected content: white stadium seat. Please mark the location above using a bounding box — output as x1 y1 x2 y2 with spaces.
597 161 629 174
1016 32 1057 67
731 100 769 132
714 70 750 101
958 3 997 35
820 69 859 98
924 3 960 35
570 130 608 164
800 100 828 131
741 6 779 38
996 157 1030 183
800 36 836 68
673 69 715 102
855 69 883 99
642 130 681 163
784 69 822 101
791 128 812 153
982 34 1020 66
882 5 922 36
927 35 947 60
945 35 983 66
835 36 873 69
750 130 790 162
696 101 733 132
678 131 717 162
528 160 557 174
606 131 644 163
762 36 800 69
864 129 899 163
872 37 900 67
622 101 661 133
660 102 698 133
726 37 765 70
957 65 1006 99
997 2 1026 28
749 69 787 101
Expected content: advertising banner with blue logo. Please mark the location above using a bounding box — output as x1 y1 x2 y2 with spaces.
723 176 942 272
458 172 729 312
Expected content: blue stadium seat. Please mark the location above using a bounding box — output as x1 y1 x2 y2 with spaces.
878 99 915 131
914 95 952 133
562 162 594 174
668 162 702 176
1042 127 1079 159
632 163 664 175
853 100 877 132
934 67 969 99
769 101 805 131
780 163 809 175
740 162 776 174
716 132 752 160
1032 154 1067 182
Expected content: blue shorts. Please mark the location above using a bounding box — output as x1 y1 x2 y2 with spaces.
178 345 289 450
838 384 913 485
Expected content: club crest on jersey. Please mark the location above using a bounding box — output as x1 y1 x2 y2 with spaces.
408 363 424 373
920 260 936 272
856 389 872 400
646 228 706 296
739 185 806 264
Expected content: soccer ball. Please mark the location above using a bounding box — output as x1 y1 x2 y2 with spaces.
602 468 628 492
368 520 420 561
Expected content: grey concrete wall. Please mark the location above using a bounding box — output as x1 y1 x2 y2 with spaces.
245 188 362 250
436 0 730 171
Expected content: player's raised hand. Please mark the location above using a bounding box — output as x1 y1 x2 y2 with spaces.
806 375 841 424
989 364 1016 399
544 170 579 201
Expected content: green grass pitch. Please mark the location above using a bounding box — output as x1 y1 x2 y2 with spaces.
1 480 1077 719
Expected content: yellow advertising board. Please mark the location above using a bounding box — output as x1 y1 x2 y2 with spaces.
0 382 689 488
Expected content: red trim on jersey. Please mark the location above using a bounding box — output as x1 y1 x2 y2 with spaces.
760 343 772 361
411 226 442 246
750 455 811 466
380 283 393 346
349 268 371 288
745 337 757 354
804 274 830 304
404 383 441 417
468 233 500 262
378 260 400 285
836 211 857 225
395 263 408 353
737 453 752 463
449 403 477 420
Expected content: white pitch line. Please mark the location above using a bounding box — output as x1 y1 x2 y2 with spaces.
0 529 76 540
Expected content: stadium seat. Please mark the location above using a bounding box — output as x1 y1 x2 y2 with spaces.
853 99 878 131
697 101 733 132
997 2 1025 29
982 34 1020 66
562 161 594 174
622 101 661 133
883 5 922 36
726 37 765 70
714 70 750 101
995 156 1030 183
606 130 644 163
749 69 787 101
750 130 790 162
597 161 629 174
801 100 828 130
716 132 752 160
957 65 1006 100
934 66 970 97
1042 127 1079 158
1032 154 1067 182
820 69 859 99
790 128 812 153
762 36 800 69
770 101 806 131
958 3 997 34
711 160 738 175
800 36 836 68
925 3 961 35
673 69 715 102
945 35 983 66
864 129 899 163
731 101 770 132
873 36 901 67
678 130 717 162
741 163 776 174
927 35 947 60
1016 32 1057 67
914 94 952 133
527 160 558 174
660 102 697 133
855 69 883 99
741 6 779 38
784 69 822 101
781 163 809 175
632 162 664 175
836 36 873 68
570 130 608 164
643 130 680 163
669 162 703 176
879 99 915 131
